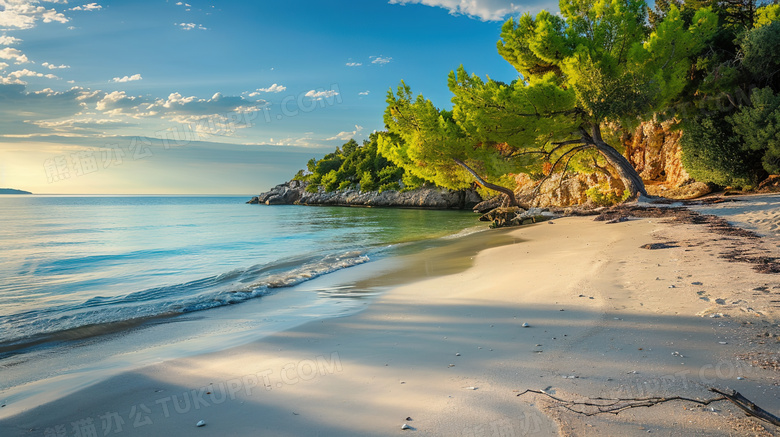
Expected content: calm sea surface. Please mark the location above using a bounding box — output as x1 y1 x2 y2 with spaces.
0 195 480 354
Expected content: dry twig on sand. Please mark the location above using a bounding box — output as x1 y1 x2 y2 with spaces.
518 388 780 427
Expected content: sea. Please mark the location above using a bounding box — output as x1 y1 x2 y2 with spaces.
0 195 483 354
0 195 486 414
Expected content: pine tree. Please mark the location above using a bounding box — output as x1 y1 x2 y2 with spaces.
381 0 718 203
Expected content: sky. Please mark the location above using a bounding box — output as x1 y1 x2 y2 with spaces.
0 0 558 194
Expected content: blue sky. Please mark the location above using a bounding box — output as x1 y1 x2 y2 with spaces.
0 0 557 194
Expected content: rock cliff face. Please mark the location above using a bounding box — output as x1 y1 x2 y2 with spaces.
509 120 712 207
514 172 624 207
248 180 483 210
621 119 713 200
623 119 689 186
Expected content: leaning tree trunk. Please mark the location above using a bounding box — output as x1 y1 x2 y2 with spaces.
590 125 648 198
452 158 521 207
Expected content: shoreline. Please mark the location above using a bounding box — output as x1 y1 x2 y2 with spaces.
0 222 506 421
2 197 779 436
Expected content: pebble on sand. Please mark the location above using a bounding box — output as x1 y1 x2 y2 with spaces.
196 420 206 427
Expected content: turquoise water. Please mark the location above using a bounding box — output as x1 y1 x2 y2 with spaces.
0 195 480 353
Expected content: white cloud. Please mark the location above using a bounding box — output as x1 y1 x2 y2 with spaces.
0 36 22 45
263 136 321 148
370 55 392 65
387 0 532 21
42 62 70 69
111 73 142 83
175 2 192 6
248 83 286 96
69 3 101 11
95 90 137 112
346 62 362 67
358 90 370 96
304 89 339 101
95 90 268 122
0 82 269 138
0 84 111 136
29 117 130 132
0 1 69 30
0 62 8 70
0 68 58 85
0 47 29 64
176 22 207 30
327 125 363 141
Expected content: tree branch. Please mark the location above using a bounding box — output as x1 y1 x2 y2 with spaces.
531 145 591 197
452 158 521 207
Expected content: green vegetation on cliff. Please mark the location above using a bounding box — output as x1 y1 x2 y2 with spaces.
294 133 425 193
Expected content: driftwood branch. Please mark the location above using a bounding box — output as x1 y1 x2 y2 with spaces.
517 389 725 416
518 388 780 427
711 388 780 427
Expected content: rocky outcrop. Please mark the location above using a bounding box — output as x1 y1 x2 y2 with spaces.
248 181 483 210
514 172 624 208
621 119 714 199
249 180 305 205
623 119 690 187
505 120 713 207
478 206 558 228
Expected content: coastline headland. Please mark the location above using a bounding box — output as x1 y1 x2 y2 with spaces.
0 188 32 195
248 180 483 210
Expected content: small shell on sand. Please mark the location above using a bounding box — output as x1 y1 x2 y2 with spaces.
401 423 412 430
521 322 530 328
196 420 206 427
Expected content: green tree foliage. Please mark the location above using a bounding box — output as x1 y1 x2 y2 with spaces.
679 9 780 187
681 113 763 186
755 3 780 27
379 85 528 202
740 19 780 89
381 0 718 203
297 134 418 193
729 87 780 174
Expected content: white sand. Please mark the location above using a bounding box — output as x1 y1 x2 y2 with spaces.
1 204 779 436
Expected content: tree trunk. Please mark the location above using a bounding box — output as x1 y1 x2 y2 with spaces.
590 125 648 198
453 158 520 207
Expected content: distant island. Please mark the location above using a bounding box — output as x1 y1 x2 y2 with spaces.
0 188 32 195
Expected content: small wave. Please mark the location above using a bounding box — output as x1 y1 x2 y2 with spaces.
0 251 370 350
441 225 488 240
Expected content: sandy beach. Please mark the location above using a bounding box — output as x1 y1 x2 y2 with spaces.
2 196 780 436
